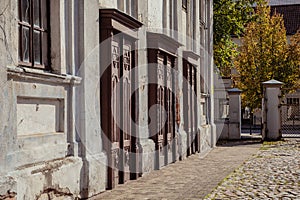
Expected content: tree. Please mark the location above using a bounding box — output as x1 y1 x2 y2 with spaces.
213 0 262 76
234 2 300 109
287 30 300 89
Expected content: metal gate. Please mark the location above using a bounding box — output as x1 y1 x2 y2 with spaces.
280 104 300 137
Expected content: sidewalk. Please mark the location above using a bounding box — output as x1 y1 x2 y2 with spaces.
91 140 261 200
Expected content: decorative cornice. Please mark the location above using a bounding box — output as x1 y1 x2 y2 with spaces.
183 51 200 60
7 66 82 85
99 9 143 30
183 50 200 66
147 32 183 56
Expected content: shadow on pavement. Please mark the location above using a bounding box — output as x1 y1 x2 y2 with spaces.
217 134 262 147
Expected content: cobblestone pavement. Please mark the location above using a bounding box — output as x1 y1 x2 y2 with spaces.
205 139 300 200
91 141 261 200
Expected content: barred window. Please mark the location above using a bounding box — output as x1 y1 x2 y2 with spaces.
18 0 49 69
287 98 300 105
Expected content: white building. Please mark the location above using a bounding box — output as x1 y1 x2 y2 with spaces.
0 0 216 199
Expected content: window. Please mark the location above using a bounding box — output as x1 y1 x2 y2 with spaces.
117 0 137 18
199 0 207 29
182 0 187 10
18 0 49 69
287 98 300 105
219 99 229 119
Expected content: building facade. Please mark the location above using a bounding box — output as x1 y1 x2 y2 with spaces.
269 2 300 109
0 0 215 199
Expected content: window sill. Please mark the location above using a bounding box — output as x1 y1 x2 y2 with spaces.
7 66 82 85
201 93 210 98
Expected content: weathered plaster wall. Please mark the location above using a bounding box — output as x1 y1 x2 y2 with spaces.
147 0 163 31
99 0 118 9
200 125 212 153
75 0 107 197
0 3 19 199
0 0 107 199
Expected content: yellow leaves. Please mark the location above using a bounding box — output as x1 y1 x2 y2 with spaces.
234 2 299 109
289 30 300 67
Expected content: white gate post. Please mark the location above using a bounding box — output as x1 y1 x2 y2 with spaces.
262 80 283 141
228 88 242 139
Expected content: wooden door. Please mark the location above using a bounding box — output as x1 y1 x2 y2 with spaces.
148 50 176 169
101 35 137 189
99 8 142 190
190 66 198 153
157 54 165 168
165 56 176 164
183 63 198 156
183 63 192 156
119 38 133 183
191 66 199 152
111 39 121 186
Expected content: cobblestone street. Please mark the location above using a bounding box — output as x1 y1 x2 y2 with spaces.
92 141 261 200
205 139 300 200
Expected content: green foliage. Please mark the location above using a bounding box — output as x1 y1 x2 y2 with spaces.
287 30 300 89
213 0 262 76
234 3 300 109
214 38 238 77
214 0 259 44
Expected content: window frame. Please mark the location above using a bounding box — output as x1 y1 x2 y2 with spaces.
199 0 208 29
287 98 300 105
18 0 50 70
219 98 229 120
117 0 138 19
182 0 188 11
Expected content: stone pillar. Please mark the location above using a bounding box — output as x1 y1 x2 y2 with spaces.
228 88 242 140
207 0 216 147
262 80 283 141
76 0 107 197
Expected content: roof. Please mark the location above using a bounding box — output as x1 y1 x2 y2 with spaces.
270 4 300 35
269 0 300 6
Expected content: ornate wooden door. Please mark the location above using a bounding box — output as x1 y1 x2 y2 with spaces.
119 38 133 183
101 34 138 189
165 56 176 164
191 66 199 153
148 50 176 169
99 8 142 190
183 63 192 156
183 63 198 156
111 39 121 186
157 54 165 168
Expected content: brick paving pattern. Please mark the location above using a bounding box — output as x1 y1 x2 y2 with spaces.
205 139 300 200
92 141 261 200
